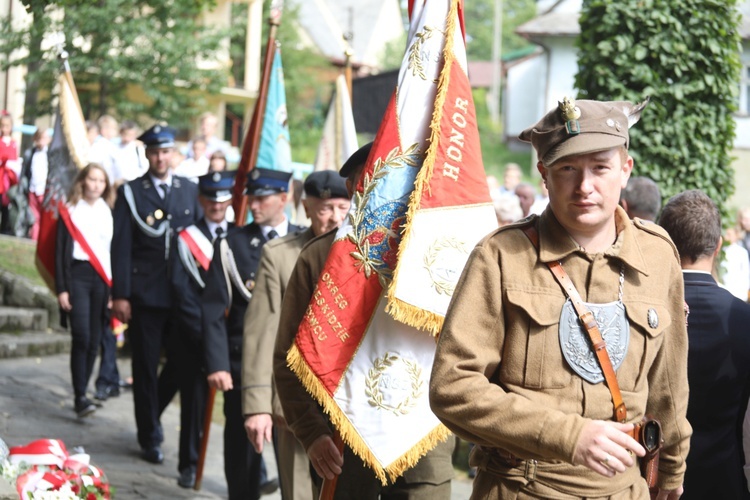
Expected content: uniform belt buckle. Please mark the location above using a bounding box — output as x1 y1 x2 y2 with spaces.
524 459 537 482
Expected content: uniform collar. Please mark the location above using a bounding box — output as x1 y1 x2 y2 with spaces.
538 205 649 276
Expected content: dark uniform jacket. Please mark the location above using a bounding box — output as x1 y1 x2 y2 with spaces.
112 173 201 309
683 271 750 499
203 221 304 376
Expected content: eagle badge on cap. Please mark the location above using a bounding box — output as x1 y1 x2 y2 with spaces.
251 169 260 180
559 97 581 135
212 172 221 182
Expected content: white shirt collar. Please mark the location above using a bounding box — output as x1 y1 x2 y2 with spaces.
149 172 173 194
205 218 228 240
261 218 289 239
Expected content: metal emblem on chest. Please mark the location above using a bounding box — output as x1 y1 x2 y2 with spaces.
559 299 630 384
647 308 659 329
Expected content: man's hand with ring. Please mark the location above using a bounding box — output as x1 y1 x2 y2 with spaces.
307 435 343 480
573 420 646 477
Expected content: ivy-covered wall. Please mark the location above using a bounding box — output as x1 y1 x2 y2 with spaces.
575 0 742 219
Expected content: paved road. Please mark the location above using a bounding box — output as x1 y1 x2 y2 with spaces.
0 354 473 499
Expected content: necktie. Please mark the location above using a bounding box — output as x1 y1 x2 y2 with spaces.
267 229 279 240
214 226 223 241
159 182 170 199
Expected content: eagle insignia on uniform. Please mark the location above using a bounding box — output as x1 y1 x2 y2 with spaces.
320 188 331 200
213 172 221 182
251 169 260 180
250 237 261 247
559 96 581 135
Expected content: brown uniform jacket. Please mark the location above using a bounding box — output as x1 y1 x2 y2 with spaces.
242 227 315 418
274 229 454 486
429 207 691 497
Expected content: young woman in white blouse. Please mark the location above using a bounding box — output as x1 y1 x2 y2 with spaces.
55 163 114 418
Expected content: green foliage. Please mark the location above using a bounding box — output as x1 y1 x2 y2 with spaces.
575 0 741 218
229 2 332 163
463 0 536 61
0 0 227 128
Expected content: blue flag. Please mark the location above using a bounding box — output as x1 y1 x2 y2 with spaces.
257 47 291 172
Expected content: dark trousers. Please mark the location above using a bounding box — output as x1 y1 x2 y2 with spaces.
130 305 173 449
158 330 208 473
224 378 263 500
0 204 10 234
68 261 108 399
95 324 120 391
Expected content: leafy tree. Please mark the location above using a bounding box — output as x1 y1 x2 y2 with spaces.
464 0 536 61
229 2 337 163
0 0 228 130
575 0 741 218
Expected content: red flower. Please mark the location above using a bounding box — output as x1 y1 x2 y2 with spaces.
87 492 97 500
71 484 81 494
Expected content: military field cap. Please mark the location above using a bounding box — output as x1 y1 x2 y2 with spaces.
519 97 649 166
198 171 235 202
339 142 373 178
245 167 292 196
304 170 348 200
138 124 176 149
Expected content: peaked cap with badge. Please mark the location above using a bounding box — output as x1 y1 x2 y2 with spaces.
519 97 649 167
304 170 348 200
199 171 235 202
245 167 292 196
138 124 177 149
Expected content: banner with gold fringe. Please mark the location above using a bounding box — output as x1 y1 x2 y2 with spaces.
386 0 497 336
286 0 457 483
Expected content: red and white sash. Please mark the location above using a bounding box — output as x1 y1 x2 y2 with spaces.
178 225 214 271
58 201 112 287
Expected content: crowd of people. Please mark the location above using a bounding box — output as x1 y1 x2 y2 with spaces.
2 97 750 500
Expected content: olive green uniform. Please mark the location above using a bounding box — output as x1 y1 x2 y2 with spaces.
242 227 316 500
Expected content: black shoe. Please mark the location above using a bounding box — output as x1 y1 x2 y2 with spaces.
118 378 133 389
93 388 109 402
106 385 120 398
140 446 164 464
260 478 279 496
177 468 196 489
74 397 97 418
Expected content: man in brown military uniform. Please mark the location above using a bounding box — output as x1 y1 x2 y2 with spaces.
241 170 351 499
273 143 455 499
429 98 691 499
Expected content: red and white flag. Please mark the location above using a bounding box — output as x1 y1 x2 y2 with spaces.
287 0 475 483
386 0 496 335
35 62 89 290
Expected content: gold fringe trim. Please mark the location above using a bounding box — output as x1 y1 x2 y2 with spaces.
287 343 452 484
386 0 460 336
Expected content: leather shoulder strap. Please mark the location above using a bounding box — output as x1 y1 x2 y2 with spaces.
522 225 627 423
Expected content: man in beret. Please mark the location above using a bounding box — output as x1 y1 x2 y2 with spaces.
161 171 235 488
273 143 455 498
429 98 691 498
242 170 351 500
112 124 203 465
202 167 303 499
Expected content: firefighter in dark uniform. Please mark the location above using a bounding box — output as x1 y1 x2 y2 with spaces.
111 125 202 465
202 167 303 500
161 171 235 487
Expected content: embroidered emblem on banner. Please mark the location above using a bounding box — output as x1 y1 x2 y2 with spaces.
423 237 469 295
365 352 423 417
559 299 629 384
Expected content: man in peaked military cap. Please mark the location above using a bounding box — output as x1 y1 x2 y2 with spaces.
202 167 303 499
241 170 351 500
112 124 202 465
159 170 236 488
430 98 691 499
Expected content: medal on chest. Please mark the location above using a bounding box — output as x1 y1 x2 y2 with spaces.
558 264 630 384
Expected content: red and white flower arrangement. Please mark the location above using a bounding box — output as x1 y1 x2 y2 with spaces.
0 439 111 499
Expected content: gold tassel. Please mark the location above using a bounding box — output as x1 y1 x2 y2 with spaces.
287 344 452 484
386 0 460 336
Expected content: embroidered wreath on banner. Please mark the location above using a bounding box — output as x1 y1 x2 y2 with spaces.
365 352 423 416
423 237 470 295
348 144 421 289
407 26 443 80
